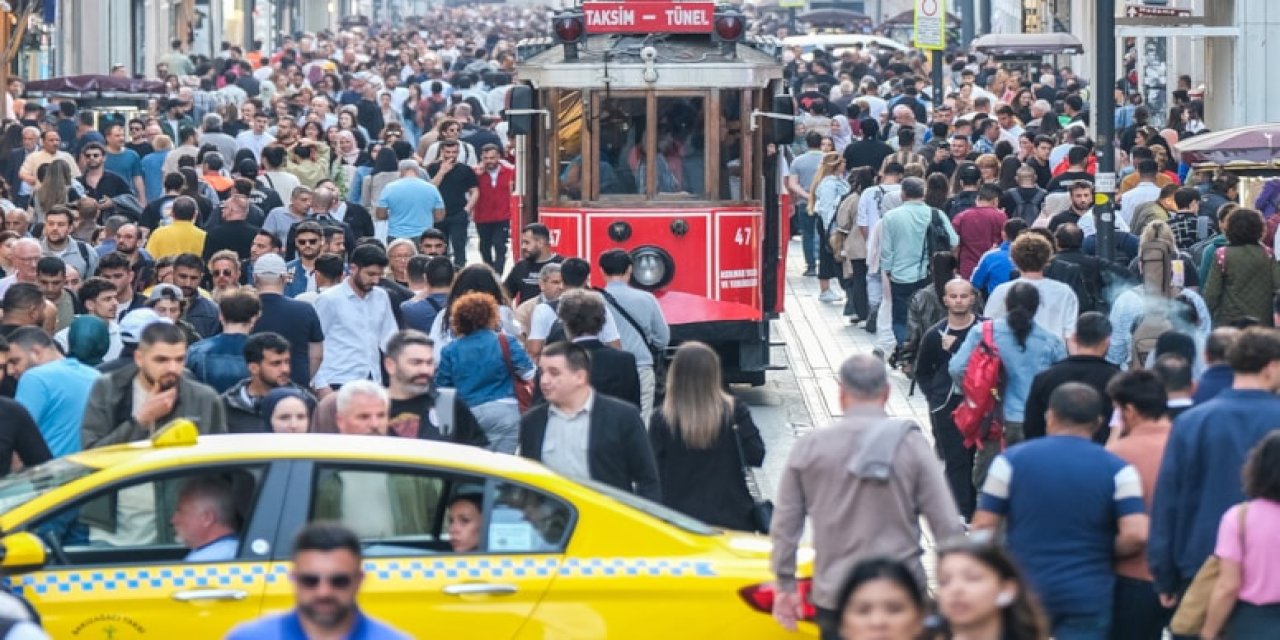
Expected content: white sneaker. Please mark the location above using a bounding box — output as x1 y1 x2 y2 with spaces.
818 289 842 303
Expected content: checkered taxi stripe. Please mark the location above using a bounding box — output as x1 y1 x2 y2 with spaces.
12 557 717 595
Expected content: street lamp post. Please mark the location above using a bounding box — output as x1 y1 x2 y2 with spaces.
0 2 10 124
1096 0 1117 261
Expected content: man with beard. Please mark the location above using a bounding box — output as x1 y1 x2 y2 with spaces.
172 252 222 338
252 253 324 388
312 245 399 393
103 123 146 202
284 221 324 298
502 223 563 304
417 229 447 258
95 251 147 320
383 330 486 445
40 206 97 278
222 332 313 432
203 195 259 262
19 130 78 186
77 142 132 203
82 321 226 448
226 523 409 640
473 144 513 274
425 141 478 266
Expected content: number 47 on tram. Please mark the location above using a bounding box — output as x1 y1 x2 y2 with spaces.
505 2 797 384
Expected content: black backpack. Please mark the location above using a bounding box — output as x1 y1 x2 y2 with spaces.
921 208 953 274
1008 188 1046 225
542 299 566 344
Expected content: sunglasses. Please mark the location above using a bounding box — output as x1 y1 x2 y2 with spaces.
83 153 102 159
294 572 356 590
297 238 320 246
212 269 235 277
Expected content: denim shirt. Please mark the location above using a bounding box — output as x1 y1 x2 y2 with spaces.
949 318 1067 423
436 329 534 407
186 333 250 394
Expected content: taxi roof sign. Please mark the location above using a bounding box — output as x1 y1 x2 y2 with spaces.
151 419 199 448
582 1 716 35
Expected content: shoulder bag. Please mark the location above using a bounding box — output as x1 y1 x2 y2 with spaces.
598 288 666 379
729 406 773 534
498 333 534 413
1170 502 1249 635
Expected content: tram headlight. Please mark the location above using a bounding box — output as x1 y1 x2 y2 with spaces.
630 247 675 291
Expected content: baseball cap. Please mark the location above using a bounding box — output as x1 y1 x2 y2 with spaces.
147 283 185 303
254 253 288 278
957 163 982 183
119 308 173 344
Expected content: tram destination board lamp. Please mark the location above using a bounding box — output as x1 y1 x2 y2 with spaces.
552 8 586 61
711 7 746 57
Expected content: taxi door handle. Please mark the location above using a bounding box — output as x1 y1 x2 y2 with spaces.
442 583 518 596
172 588 250 602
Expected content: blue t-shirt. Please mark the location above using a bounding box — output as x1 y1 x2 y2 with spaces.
401 293 448 334
226 610 410 640
15 358 100 458
253 293 325 387
376 177 445 239
186 333 250 394
978 435 1146 616
105 148 144 190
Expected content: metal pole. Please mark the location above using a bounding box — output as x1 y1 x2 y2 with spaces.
1095 0 1116 262
788 7 796 36
931 51 943 109
960 0 974 47
978 0 991 35
0 2 9 124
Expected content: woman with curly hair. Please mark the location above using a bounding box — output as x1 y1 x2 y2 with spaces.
1203 208 1280 326
434 291 534 454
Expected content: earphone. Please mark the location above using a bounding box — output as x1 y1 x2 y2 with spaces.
995 590 1016 608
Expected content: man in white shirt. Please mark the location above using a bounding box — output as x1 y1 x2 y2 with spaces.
1119 159 1163 227
235 109 275 161
312 245 399 393
984 233 1080 342
525 258 622 360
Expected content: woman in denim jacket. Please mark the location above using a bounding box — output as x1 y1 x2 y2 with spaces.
435 291 534 455
950 281 1067 488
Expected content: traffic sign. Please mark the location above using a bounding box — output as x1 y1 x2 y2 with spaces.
778 0 807 8
582 2 716 34
1123 3 1191 18
913 0 947 51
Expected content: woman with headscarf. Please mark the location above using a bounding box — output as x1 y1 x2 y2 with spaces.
260 388 316 434
332 130 371 200
65 315 111 366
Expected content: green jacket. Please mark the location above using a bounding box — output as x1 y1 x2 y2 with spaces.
1202 243 1280 327
81 363 227 450
313 470 441 536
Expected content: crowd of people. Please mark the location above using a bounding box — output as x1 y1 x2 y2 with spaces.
0 4 1272 640
770 30 1279 640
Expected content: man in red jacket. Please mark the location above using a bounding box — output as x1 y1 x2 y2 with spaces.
473 144 515 274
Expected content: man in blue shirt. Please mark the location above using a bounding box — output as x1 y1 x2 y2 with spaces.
973 383 1149 640
10 326 100 458
227 522 409 640
400 255 453 334
103 123 145 201
171 476 241 562
1150 327 1280 611
375 159 445 243
970 218 1025 298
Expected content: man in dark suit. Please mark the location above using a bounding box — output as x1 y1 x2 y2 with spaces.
1 126 37 207
519 341 660 501
1021 312 1121 444
531 289 641 409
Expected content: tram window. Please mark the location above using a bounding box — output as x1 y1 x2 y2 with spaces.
555 91 585 201
597 97 645 196
655 97 705 197
720 91 744 200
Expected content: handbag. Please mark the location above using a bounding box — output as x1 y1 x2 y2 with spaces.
729 412 773 534
497 333 534 413
1169 502 1249 635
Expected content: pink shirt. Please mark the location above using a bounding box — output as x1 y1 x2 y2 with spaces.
1215 499 1280 605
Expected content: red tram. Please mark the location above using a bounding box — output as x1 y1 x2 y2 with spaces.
505 2 793 384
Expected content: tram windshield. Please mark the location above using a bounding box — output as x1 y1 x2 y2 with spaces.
547 89 757 204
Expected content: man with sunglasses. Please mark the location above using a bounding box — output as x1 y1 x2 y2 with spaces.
77 142 132 204
227 522 409 640
284 221 324 298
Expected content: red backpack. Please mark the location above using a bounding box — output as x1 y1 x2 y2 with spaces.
952 321 1006 449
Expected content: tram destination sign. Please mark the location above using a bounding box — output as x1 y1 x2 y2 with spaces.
582 1 717 34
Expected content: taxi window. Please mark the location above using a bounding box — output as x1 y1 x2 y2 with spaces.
580 478 715 535
0 459 95 513
29 465 266 567
309 464 477 557
485 482 574 553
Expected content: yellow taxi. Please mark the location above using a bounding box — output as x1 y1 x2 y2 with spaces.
0 423 818 638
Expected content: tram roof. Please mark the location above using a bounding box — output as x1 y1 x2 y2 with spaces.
517 34 785 90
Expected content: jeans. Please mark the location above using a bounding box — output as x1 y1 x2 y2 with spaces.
435 215 469 267
889 277 929 346
931 396 977 520
1051 609 1112 640
476 221 509 274
470 399 521 454
843 259 869 319
638 365 656 427
798 204 818 269
1110 576 1170 640
1226 602 1280 637
973 421 1024 492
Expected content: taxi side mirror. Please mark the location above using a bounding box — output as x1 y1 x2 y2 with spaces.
772 95 795 146
506 85 535 137
0 531 46 574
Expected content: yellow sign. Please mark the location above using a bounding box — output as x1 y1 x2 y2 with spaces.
913 0 947 51
779 0 806 8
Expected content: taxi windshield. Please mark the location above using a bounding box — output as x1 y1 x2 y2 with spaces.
0 459 96 514
580 479 715 536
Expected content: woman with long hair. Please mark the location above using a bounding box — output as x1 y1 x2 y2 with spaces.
950 280 1067 487
402 83 423 142
32 158 76 222
1200 431 1280 638
648 342 764 530
833 166 877 323
362 147 402 209
833 558 929 640
935 536 1051 640
428 263 519 349
975 154 1000 185
434 291 534 454
924 172 951 210
810 152 850 303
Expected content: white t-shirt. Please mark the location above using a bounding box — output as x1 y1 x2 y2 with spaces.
528 299 621 343
983 276 1080 341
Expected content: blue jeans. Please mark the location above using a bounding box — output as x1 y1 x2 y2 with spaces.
889 277 928 346
1052 609 1112 640
470 400 521 455
435 215 469 267
798 203 818 269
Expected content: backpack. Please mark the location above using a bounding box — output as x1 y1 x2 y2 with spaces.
1129 241 1177 367
828 190 860 253
952 321 1005 449
920 207 953 274
541 298 566 345
1008 188 1046 225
